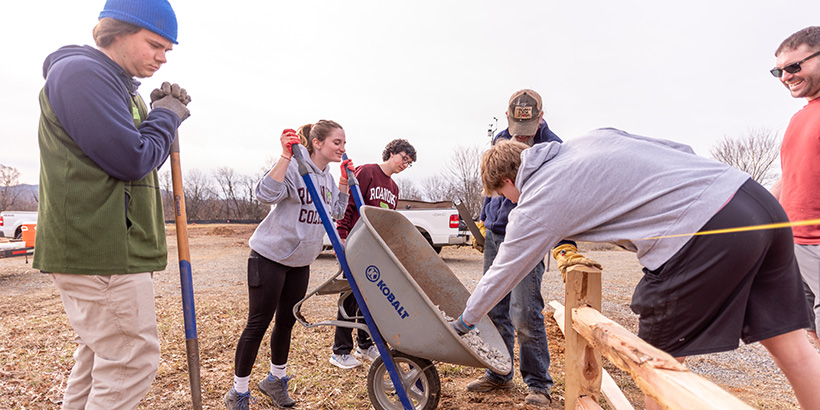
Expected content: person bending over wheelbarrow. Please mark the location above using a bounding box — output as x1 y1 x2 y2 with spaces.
451 130 820 410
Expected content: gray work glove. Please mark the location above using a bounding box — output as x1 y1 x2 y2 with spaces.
449 315 474 336
150 82 191 122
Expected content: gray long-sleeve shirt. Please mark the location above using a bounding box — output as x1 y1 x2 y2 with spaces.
463 128 750 324
248 145 349 267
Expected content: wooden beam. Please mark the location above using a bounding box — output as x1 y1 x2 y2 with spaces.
575 396 604 410
564 265 603 410
571 306 755 410
550 301 635 410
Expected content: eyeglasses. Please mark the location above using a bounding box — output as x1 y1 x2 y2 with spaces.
770 50 820 78
399 153 413 168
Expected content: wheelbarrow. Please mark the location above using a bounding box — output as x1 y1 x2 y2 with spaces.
294 204 511 410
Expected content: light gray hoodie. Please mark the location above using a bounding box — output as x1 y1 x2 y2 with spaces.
248 145 349 267
463 128 750 324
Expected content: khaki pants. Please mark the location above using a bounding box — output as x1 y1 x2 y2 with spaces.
51 272 160 410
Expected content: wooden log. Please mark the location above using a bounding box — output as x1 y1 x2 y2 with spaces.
564 265 603 410
571 306 754 410
550 301 635 410
575 396 604 410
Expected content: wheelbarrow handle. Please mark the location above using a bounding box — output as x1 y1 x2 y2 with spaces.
342 153 365 210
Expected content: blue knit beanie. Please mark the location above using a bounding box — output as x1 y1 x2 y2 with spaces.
99 0 178 44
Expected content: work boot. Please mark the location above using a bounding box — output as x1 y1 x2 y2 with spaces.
258 374 296 408
355 345 380 362
525 391 552 407
465 375 514 392
330 353 362 369
224 387 254 410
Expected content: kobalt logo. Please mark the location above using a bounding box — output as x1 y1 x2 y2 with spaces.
366 266 380 282
365 265 410 320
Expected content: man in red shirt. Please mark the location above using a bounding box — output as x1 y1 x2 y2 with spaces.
770 26 820 347
329 139 417 369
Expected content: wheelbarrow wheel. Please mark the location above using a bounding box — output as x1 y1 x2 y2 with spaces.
367 350 440 410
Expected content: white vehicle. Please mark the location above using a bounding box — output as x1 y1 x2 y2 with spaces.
324 200 471 253
0 211 38 239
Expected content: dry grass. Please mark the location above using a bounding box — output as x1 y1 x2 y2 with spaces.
0 224 799 409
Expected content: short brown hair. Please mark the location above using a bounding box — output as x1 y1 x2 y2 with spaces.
382 139 416 162
481 140 528 196
776 26 820 56
297 120 343 154
93 18 142 48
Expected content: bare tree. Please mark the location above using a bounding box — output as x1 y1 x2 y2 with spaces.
183 169 215 220
159 170 175 221
710 128 781 187
395 177 423 200
440 145 483 219
239 173 269 220
213 167 240 220
0 164 22 211
420 175 452 202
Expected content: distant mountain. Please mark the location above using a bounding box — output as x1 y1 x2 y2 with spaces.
10 184 38 194
1 184 39 212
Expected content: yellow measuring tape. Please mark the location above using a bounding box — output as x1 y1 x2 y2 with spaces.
640 218 820 241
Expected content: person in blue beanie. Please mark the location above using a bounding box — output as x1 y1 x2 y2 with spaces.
34 0 190 409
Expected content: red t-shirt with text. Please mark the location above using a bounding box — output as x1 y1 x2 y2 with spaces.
336 163 399 239
780 98 820 244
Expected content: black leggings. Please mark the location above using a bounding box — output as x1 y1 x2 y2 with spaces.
233 250 310 377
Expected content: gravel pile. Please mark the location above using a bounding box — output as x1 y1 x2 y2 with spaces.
459 327 511 374
438 308 511 374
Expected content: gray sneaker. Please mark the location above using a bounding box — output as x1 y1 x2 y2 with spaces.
224 387 254 410
258 374 296 408
355 345 380 362
525 391 552 407
465 375 514 392
330 353 362 369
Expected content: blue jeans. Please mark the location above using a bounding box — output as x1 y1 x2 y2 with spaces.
483 230 553 394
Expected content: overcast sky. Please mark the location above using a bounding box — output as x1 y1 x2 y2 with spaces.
2 1 817 187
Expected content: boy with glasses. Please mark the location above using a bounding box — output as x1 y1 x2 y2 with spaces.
770 26 820 348
329 138 417 369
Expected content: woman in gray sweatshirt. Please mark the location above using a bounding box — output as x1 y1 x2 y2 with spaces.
225 121 350 410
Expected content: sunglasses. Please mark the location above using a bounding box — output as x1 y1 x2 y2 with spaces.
399 153 413 167
770 50 820 78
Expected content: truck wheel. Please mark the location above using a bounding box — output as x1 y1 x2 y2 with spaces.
420 232 442 254
367 350 440 410
14 228 22 240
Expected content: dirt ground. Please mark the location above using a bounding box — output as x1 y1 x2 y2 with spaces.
0 224 803 409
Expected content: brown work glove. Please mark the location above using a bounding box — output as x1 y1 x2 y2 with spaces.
552 244 602 282
471 221 486 253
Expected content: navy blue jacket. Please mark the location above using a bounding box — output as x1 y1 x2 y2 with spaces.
480 119 561 235
42 45 179 181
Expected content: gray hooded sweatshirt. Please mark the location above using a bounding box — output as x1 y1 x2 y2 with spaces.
463 128 750 324
248 145 349 267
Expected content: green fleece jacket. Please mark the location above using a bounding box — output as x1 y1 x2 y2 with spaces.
33 46 177 275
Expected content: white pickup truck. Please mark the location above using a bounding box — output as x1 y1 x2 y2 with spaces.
323 200 471 253
0 211 38 239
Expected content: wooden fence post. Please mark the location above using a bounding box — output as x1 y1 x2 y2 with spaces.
564 265 603 410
